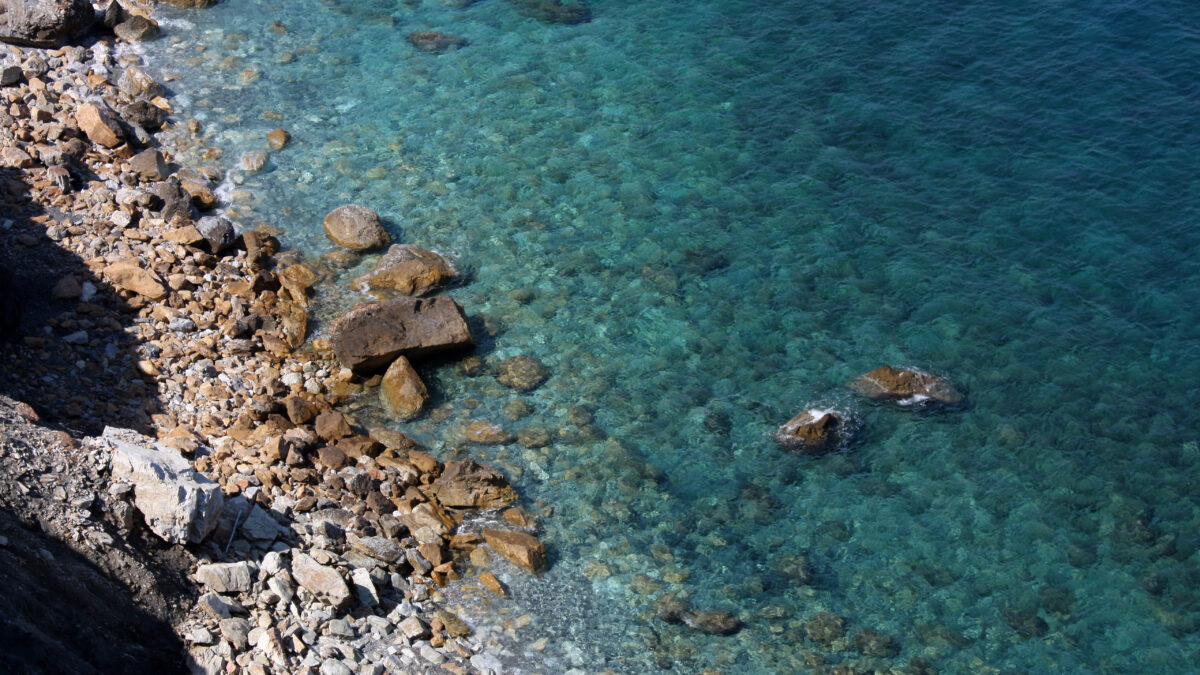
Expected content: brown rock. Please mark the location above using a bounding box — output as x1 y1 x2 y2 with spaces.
316 446 347 470
277 264 317 306
103 260 166 300
850 365 963 405
335 435 382 459
493 355 548 391
482 529 546 573
76 102 125 148
681 609 742 635
517 427 551 448
406 31 467 53
479 571 505 596
322 204 390 251
430 458 517 509
399 501 455 536
368 427 422 452
805 611 845 646
464 421 515 445
418 542 446 566
328 296 473 372
380 356 428 420
283 395 317 425
275 301 307 350
406 449 440 475
129 148 169 180
159 0 216 7
267 128 291 150
117 66 161 100
853 629 898 657
314 411 352 441
509 0 591 24
353 244 456 296
653 593 689 623
774 409 842 454
51 275 81 299
502 507 536 528
165 225 205 246
113 15 159 42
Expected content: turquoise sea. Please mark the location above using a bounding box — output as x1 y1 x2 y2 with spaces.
142 0 1200 672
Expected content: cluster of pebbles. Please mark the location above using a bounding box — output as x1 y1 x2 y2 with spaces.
0 3 564 674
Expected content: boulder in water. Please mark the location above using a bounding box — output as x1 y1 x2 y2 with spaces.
406 31 467 53
322 204 390 251
482 529 546 573
431 458 518 509
509 0 591 24
328 296 473 372
774 409 842 453
353 244 456 296
493 354 548 391
380 355 428 420
850 365 962 405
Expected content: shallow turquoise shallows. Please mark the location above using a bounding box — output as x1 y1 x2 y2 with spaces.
142 0 1200 671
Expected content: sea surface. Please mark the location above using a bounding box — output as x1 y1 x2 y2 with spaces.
140 0 1200 672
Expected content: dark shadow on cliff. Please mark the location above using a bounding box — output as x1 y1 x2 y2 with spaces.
0 165 163 436
0 507 187 675
0 164 187 669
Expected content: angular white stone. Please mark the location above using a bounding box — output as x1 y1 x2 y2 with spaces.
105 427 223 544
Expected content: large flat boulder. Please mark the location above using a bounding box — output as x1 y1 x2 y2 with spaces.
431 458 517 509
0 0 94 47
329 296 473 372
105 427 224 545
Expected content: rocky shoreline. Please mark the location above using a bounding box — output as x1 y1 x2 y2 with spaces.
0 2 551 673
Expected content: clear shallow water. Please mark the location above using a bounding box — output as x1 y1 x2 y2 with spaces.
144 0 1200 671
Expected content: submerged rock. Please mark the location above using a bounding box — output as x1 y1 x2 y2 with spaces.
328 296 473 372
322 204 390 251
682 609 742 635
406 31 467 53
850 365 963 405
159 0 217 7
853 628 899 657
0 0 94 47
267 127 291 150
805 611 845 646
774 409 842 453
464 420 515 445
353 244 456 296
431 458 518 509
493 354 548 391
509 0 591 24
105 428 223 545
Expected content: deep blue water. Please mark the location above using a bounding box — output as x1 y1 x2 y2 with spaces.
143 0 1200 671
